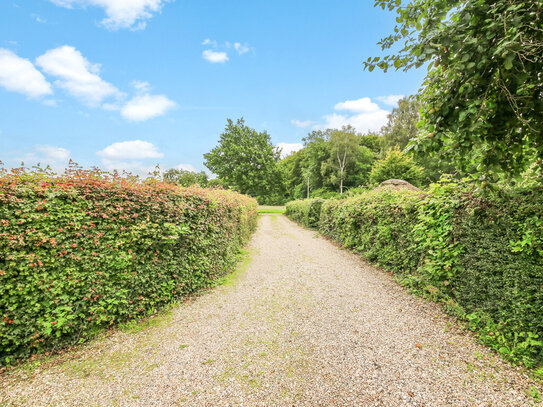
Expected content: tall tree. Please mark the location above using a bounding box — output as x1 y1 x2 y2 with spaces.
301 129 332 191
321 127 369 194
380 97 421 151
365 0 543 179
204 118 284 203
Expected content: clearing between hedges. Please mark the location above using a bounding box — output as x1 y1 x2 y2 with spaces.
1 214 541 406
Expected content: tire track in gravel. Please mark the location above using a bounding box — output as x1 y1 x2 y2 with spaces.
1 214 541 406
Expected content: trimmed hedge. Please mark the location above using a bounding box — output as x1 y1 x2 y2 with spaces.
288 180 543 368
0 167 257 365
285 198 325 228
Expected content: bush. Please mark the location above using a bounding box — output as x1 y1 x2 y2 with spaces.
0 166 258 365
285 198 325 229
317 179 543 368
369 148 424 187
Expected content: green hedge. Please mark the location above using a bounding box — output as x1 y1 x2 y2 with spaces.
285 198 325 228
290 180 543 368
0 168 258 365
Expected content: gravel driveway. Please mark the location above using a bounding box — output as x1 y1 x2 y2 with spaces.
1 214 541 406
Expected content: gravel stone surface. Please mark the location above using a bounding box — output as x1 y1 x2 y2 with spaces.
1 214 541 406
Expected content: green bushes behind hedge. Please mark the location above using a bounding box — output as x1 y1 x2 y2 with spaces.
287 180 543 368
0 168 258 365
285 198 325 229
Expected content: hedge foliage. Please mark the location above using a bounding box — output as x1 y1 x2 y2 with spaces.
285 198 325 229
0 166 258 365
288 179 543 368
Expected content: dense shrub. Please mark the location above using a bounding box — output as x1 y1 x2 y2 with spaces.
285 198 325 228
293 179 543 368
0 166 257 365
369 149 424 187
319 189 423 274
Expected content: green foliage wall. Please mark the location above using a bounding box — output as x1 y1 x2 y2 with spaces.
289 181 543 367
0 168 258 365
285 199 325 229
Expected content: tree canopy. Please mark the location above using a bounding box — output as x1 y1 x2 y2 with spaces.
365 0 543 179
163 168 208 187
204 118 284 204
380 96 421 151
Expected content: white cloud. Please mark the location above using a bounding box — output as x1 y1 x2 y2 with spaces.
202 38 218 47
277 142 303 158
97 140 164 160
377 94 404 107
233 42 249 55
35 145 71 161
131 80 151 93
310 97 392 134
202 49 229 64
49 0 169 30
175 163 198 172
0 49 52 98
291 119 314 128
36 45 120 105
334 97 380 113
20 145 71 172
120 94 176 121
316 110 390 133
97 140 163 176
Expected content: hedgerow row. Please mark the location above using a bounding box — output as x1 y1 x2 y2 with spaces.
286 179 543 369
0 166 257 365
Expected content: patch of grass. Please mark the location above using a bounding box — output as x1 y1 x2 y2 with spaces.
215 248 254 287
119 309 174 334
528 385 542 403
179 345 188 350
258 205 286 214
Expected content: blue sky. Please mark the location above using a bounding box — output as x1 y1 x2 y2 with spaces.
0 0 425 175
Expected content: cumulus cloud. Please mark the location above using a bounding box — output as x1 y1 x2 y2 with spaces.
97 140 163 176
0 49 52 98
49 0 170 30
376 94 404 107
120 94 176 121
334 97 380 113
317 110 390 133
202 49 229 64
291 119 314 128
97 140 164 160
293 96 392 134
36 45 120 105
277 142 303 158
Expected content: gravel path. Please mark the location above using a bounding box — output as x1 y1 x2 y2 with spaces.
1 214 541 406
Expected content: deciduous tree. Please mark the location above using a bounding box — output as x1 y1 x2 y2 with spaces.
366 0 543 179
204 118 284 203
